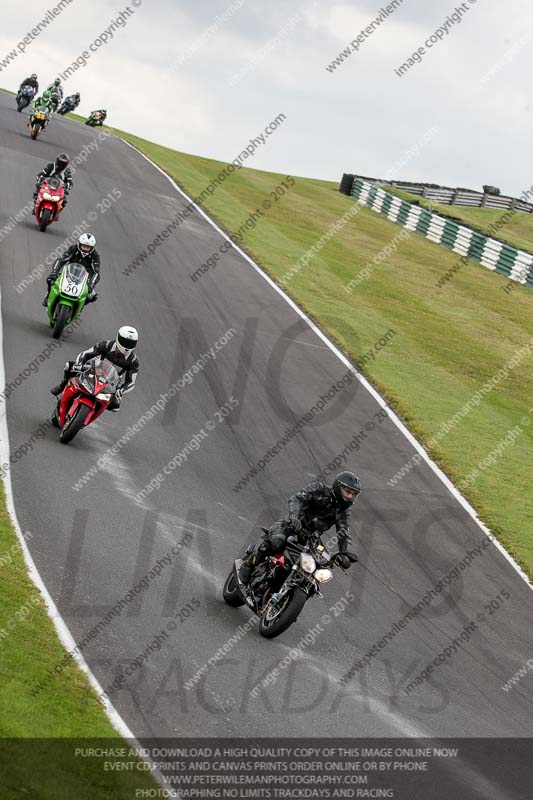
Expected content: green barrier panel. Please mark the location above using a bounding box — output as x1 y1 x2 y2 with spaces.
367 185 378 206
442 220 460 240
416 212 432 236
348 178 533 288
500 244 519 261
396 202 411 226
381 193 393 217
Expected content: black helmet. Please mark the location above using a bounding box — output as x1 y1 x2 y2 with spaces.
31 73 37 80
55 153 69 171
75 93 80 99
332 471 361 505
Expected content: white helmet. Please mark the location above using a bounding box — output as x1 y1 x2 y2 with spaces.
78 232 96 255
116 326 138 356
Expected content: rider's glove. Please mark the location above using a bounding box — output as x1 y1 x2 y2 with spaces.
71 362 83 373
336 554 352 570
115 388 123 400
87 291 98 302
287 514 302 534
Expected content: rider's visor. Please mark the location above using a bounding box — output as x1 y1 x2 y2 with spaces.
117 334 136 350
341 486 359 502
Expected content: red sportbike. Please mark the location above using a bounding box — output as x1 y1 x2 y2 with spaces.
34 176 65 232
52 357 119 444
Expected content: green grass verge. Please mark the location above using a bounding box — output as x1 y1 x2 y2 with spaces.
0 485 157 797
102 128 532 577
384 186 533 253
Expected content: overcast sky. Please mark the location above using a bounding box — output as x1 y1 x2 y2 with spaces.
1 0 532 195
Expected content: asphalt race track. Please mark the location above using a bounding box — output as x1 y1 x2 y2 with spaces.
0 90 532 745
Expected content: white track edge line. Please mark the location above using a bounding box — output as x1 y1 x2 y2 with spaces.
120 136 531 590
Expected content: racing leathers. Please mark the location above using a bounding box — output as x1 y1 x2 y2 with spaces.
47 82 64 108
34 161 73 204
93 110 107 125
43 245 100 305
239 480 354 585
33 95 53 118
52 340 139 410
19 76 38 94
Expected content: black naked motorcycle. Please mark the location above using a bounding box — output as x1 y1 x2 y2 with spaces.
58 96 79 115
223 528 357 639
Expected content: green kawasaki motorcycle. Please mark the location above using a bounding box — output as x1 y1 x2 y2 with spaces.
47 262 89 339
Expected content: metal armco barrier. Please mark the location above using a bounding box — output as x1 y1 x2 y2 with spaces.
339 173 533 214
349 177 533 288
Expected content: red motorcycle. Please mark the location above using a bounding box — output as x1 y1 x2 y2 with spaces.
34 176 65 232
52 357 119 444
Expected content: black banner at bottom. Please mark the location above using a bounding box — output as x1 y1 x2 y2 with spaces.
0 738 531 800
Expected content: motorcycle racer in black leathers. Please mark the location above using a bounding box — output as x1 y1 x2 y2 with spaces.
60 93 80 113
33 152 73 207
42 233 100 307
51 326 139 411
19 74 39 93
239 471 361 585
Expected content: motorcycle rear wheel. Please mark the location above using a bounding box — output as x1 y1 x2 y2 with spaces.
258 587 307 639
52 303 71 339
222 570 245 607
59 403 91 444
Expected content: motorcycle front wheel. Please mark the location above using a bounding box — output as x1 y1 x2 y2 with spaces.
39 208 52 232
258 587 307 639
222 570 245 607
59 403 91 444
52 303 71 339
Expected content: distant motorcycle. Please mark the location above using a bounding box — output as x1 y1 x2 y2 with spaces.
47 261 89 339
16 85 36 112
28 107 49 139
50 91 61 113
52 357 119 444
58 96 79 115
85 111 105 127
34 177 64 233
223 528 357 638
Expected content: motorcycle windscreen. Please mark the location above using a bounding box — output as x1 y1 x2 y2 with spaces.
60 262 89 298
48 176 63 191
94 358 120 392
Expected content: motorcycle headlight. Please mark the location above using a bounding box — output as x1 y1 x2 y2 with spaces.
42 192 52 200
97 392 112 401
51 195 61 202
315 568 333 584
300 553 316 574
